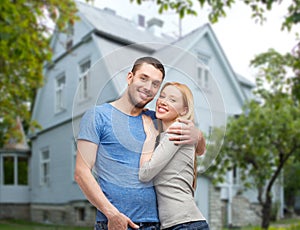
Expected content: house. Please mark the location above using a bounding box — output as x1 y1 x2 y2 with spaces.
0 118 31 220
0 1 284 229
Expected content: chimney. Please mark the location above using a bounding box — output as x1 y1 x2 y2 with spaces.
147 17 164 36
103 7 116 15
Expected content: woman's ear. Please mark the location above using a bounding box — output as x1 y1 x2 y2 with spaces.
180 107 188 116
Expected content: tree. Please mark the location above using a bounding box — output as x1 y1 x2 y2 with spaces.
206 49 300 229
131 2 300 226
132 0 300 99
132 0 300 28
0 0 80 147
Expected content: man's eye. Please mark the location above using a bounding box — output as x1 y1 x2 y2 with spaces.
153 83 160 88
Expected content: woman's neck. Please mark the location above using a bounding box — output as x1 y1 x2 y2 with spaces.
161 119 176 131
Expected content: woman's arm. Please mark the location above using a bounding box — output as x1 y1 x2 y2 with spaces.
139 115 181 182
139 115 158 167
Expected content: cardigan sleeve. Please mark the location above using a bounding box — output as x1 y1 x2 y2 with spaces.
139 122 184 182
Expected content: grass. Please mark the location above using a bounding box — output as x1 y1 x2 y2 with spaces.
0 219 92 230
222 217 300 230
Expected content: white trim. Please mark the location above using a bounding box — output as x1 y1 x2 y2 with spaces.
55 74 66 113
78 58 91 102
40 147 50 187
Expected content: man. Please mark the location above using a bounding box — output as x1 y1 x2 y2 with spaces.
75 57 206 230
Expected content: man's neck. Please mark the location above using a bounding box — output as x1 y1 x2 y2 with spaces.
111 97 143 116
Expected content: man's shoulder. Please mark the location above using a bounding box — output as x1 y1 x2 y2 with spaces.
142 109 156 119
87 103 111 113
81 103 111 120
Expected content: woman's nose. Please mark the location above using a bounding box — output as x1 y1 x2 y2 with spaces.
159 98 167 105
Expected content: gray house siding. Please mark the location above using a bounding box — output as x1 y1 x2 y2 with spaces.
30 122 82 204
2 1 283 228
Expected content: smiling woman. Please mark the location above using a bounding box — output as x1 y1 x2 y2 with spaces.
139 82 210 230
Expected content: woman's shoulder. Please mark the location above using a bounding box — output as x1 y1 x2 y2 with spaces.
170 121 188 128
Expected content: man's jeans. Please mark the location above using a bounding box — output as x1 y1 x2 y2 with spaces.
94 221 160 230
164 220 210 230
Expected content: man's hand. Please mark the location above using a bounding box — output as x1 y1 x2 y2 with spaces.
167 118 206 156
107 212 139 230
167 118 198 145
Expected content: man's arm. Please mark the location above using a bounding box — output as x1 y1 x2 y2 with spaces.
166 118 206 156
74 140 138 230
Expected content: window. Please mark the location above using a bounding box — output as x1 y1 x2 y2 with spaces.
55 75 66 112
66 22 74 50
3 156 14 185
43 211 49 222
1 155 28 185
78 60 91 101
197 66 210 89
40 148 50 186
138 14 145 27
76 207 86 221
17 156 28 185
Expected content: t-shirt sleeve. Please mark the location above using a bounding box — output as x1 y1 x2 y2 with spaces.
77 107 100 145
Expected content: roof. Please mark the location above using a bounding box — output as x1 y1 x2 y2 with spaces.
2 117 30 152
76 1 174 46
236 73 256 88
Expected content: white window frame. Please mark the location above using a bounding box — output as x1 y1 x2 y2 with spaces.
40 148 50 186
55 74 66 113
78 59 91 101
197 66 210 89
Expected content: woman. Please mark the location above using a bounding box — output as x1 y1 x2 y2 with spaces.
139 82 209 230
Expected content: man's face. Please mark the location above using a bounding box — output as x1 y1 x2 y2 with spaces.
127 63 163 108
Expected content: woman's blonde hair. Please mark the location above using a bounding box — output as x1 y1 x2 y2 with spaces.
160 82 195 122
159 82 198 190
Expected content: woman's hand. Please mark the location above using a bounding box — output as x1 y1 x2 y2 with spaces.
142 115 158 139
140 115 158 167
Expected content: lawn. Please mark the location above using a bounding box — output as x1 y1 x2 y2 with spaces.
223 218 300 230
0 219 92 230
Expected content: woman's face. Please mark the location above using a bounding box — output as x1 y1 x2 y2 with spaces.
155 85 187 122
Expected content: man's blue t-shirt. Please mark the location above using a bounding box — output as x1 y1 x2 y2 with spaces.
77 103 159 223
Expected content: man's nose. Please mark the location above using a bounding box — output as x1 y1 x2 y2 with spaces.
144 81 152 91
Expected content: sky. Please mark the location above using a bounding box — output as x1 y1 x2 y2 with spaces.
86 0 297 83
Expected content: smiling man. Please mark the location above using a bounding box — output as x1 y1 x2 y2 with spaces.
74 57 206 230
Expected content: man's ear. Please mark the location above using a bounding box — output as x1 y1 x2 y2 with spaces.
127 72 133 85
